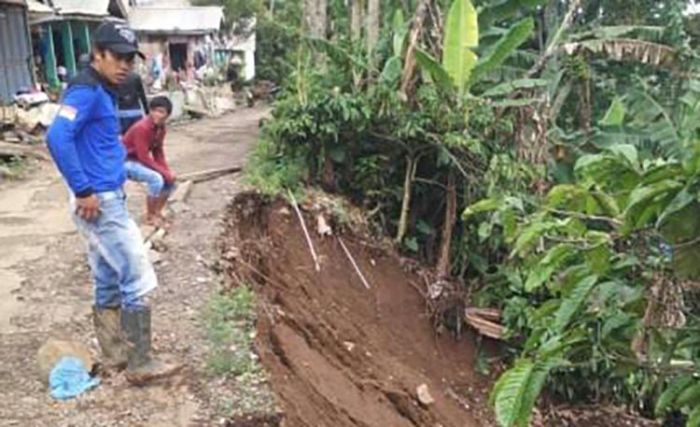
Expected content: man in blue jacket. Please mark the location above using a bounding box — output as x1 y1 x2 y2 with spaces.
46 22 180 385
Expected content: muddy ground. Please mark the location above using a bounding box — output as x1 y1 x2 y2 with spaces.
220 194 496 427
0 109 267 426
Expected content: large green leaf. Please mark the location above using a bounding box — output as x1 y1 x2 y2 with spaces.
472 18 535 83
525 244 576 292
626 178 682 209
599 97 626 127
591 191 621 217
491 358 556 427
655 377 695 417
392 9 406 57
673 245 700 279
624 179 683 227
414 49 452 91
574 153 608 175
545 184 589 208
600 312 633 338
607 144 639 172
527 300 561 333
573 150 640 190
676 382 700 408
442 0 479 92
688 405 700 427
517 361 556 427
656 187 695 228
641 162 684 185
463 198 501 219
584 245 612 275
380 56 403 86
553 274 599 333
661 201 700 279
512 220 557 257
625 89 680 153
536 331 586 359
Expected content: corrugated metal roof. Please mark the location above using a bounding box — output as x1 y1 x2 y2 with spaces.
0 4 33 104
0 0 27 6
51 0 109 16
128 6 223 34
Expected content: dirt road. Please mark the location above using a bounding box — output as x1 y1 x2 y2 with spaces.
0 108 266 426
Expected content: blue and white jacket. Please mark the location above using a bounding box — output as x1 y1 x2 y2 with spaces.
46 67 127 197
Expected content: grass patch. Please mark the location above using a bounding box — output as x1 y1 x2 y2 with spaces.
244 137 306 196
205 285 260 377
205 284 278 419
0 156 29 180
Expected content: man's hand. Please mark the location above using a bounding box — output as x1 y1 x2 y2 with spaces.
165 172 176 185
75 194 100 221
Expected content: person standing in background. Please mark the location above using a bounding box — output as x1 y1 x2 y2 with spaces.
117 72 149 135
150 52 164 90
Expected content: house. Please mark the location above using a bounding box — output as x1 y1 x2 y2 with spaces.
128 4 224 77
0 0 34 104
217 18 256 82
128 1 256 83
28 0 128 87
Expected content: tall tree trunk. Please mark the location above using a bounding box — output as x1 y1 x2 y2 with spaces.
351 0 363 41
366 0 380 54
319 0 327 37
436 172 456 278
350 0 364 87
400 0 431 96
304 0 327 38
579 74 592 134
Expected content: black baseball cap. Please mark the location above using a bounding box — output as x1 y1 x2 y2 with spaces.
93 22 144 59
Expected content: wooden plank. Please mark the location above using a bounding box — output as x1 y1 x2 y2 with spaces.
178 166 242 183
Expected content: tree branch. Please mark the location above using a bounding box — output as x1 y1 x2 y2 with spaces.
545 207 623 227
526 0 583 78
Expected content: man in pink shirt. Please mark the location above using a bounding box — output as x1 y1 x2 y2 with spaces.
122 96 176 227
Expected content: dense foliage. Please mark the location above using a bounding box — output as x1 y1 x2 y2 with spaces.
243 0 700 425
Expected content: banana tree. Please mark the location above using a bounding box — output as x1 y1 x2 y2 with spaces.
413 0 534 99
406 0 534 276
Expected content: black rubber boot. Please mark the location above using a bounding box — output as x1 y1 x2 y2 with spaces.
121 306 182 385
92 306 128 371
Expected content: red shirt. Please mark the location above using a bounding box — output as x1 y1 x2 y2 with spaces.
122 116 174 183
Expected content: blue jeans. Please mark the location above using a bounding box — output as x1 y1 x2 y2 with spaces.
124 161 175 197
71 189 157 309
